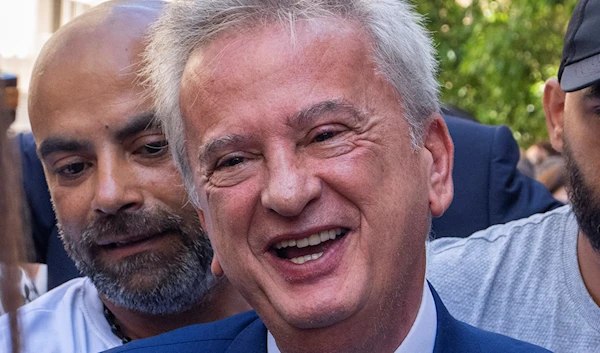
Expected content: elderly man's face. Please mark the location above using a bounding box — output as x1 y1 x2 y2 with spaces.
181 21 451 336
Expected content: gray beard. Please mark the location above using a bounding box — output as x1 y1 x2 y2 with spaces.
58 206 215 315
564 142 600 254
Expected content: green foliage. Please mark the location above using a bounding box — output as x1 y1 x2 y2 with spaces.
415 0 577 147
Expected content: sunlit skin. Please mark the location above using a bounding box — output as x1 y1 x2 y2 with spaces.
544 78 600 306
28 3 249 340
180 20 453 353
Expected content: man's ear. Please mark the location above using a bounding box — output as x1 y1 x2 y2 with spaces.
196 208 207 230
424 115 454 218
543 78 566 152
211 256 225 277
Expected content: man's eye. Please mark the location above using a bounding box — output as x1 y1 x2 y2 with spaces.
217 156 245 169
138 140 169 156
55 162 89 177
314 131 336 142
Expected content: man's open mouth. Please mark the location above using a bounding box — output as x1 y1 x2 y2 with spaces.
272 228 349 264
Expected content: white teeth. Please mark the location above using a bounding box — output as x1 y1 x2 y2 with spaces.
308 234 321 246
330 229 336 239
274 228 343 250
296 238 309 248
320 232 330 242
290 257 305 265
290 252 324 264
275 241 284 249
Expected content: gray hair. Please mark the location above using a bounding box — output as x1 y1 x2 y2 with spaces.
143 0 440 205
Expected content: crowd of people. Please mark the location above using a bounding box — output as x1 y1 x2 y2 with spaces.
1 0 599 352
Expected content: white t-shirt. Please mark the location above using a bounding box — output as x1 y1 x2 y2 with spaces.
0 277 122 353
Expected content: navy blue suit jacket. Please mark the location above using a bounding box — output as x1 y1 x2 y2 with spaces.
431 116 562 238
103 285 550 353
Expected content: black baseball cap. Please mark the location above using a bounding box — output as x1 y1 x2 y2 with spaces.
558 0 600 92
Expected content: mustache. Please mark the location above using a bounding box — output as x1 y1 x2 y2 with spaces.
81 208 198 244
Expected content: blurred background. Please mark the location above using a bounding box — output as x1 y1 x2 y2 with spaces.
0 0 578 146
416 0 577 147
0 0 112 132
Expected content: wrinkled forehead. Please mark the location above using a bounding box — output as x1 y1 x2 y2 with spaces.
179 19 376 116
187 17 369 73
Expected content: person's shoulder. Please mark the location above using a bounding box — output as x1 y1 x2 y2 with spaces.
14 132 42 178
452 319 553 353
428 205 573 259
427 206 574 311
13 131 36 153
0 278 96 352
443 115 497 143
103 311 264 353
432 286 552 353
7 277 88 320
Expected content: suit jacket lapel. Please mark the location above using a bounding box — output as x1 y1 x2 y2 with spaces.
430 282 482 353
225 315 268 353
226 284 481 353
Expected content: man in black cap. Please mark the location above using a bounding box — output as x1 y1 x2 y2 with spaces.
427 1 600 352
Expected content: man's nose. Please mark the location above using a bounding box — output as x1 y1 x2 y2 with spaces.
92 156 143 216
260 152 322 217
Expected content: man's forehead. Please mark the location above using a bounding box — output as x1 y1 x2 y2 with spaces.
181 19 374 115
566 83 600 102
30 72 146 138
187 18 370 77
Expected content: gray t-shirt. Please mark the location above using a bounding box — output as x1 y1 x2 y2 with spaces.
427 205 600 353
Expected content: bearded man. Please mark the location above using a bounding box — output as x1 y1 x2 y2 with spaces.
428 1 600 352
0 1 248 352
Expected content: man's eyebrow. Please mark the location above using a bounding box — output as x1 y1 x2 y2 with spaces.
198 134 254 165
289 99 366 128
114 112 160 142
37 137 93 160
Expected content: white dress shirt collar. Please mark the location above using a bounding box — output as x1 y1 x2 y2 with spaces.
267 281 437 353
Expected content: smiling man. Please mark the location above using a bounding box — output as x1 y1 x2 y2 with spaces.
105 1 548 353
0 1 249 353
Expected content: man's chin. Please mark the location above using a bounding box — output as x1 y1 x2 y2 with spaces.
270 296 360 330
89 253 174 291
88 266 203 315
